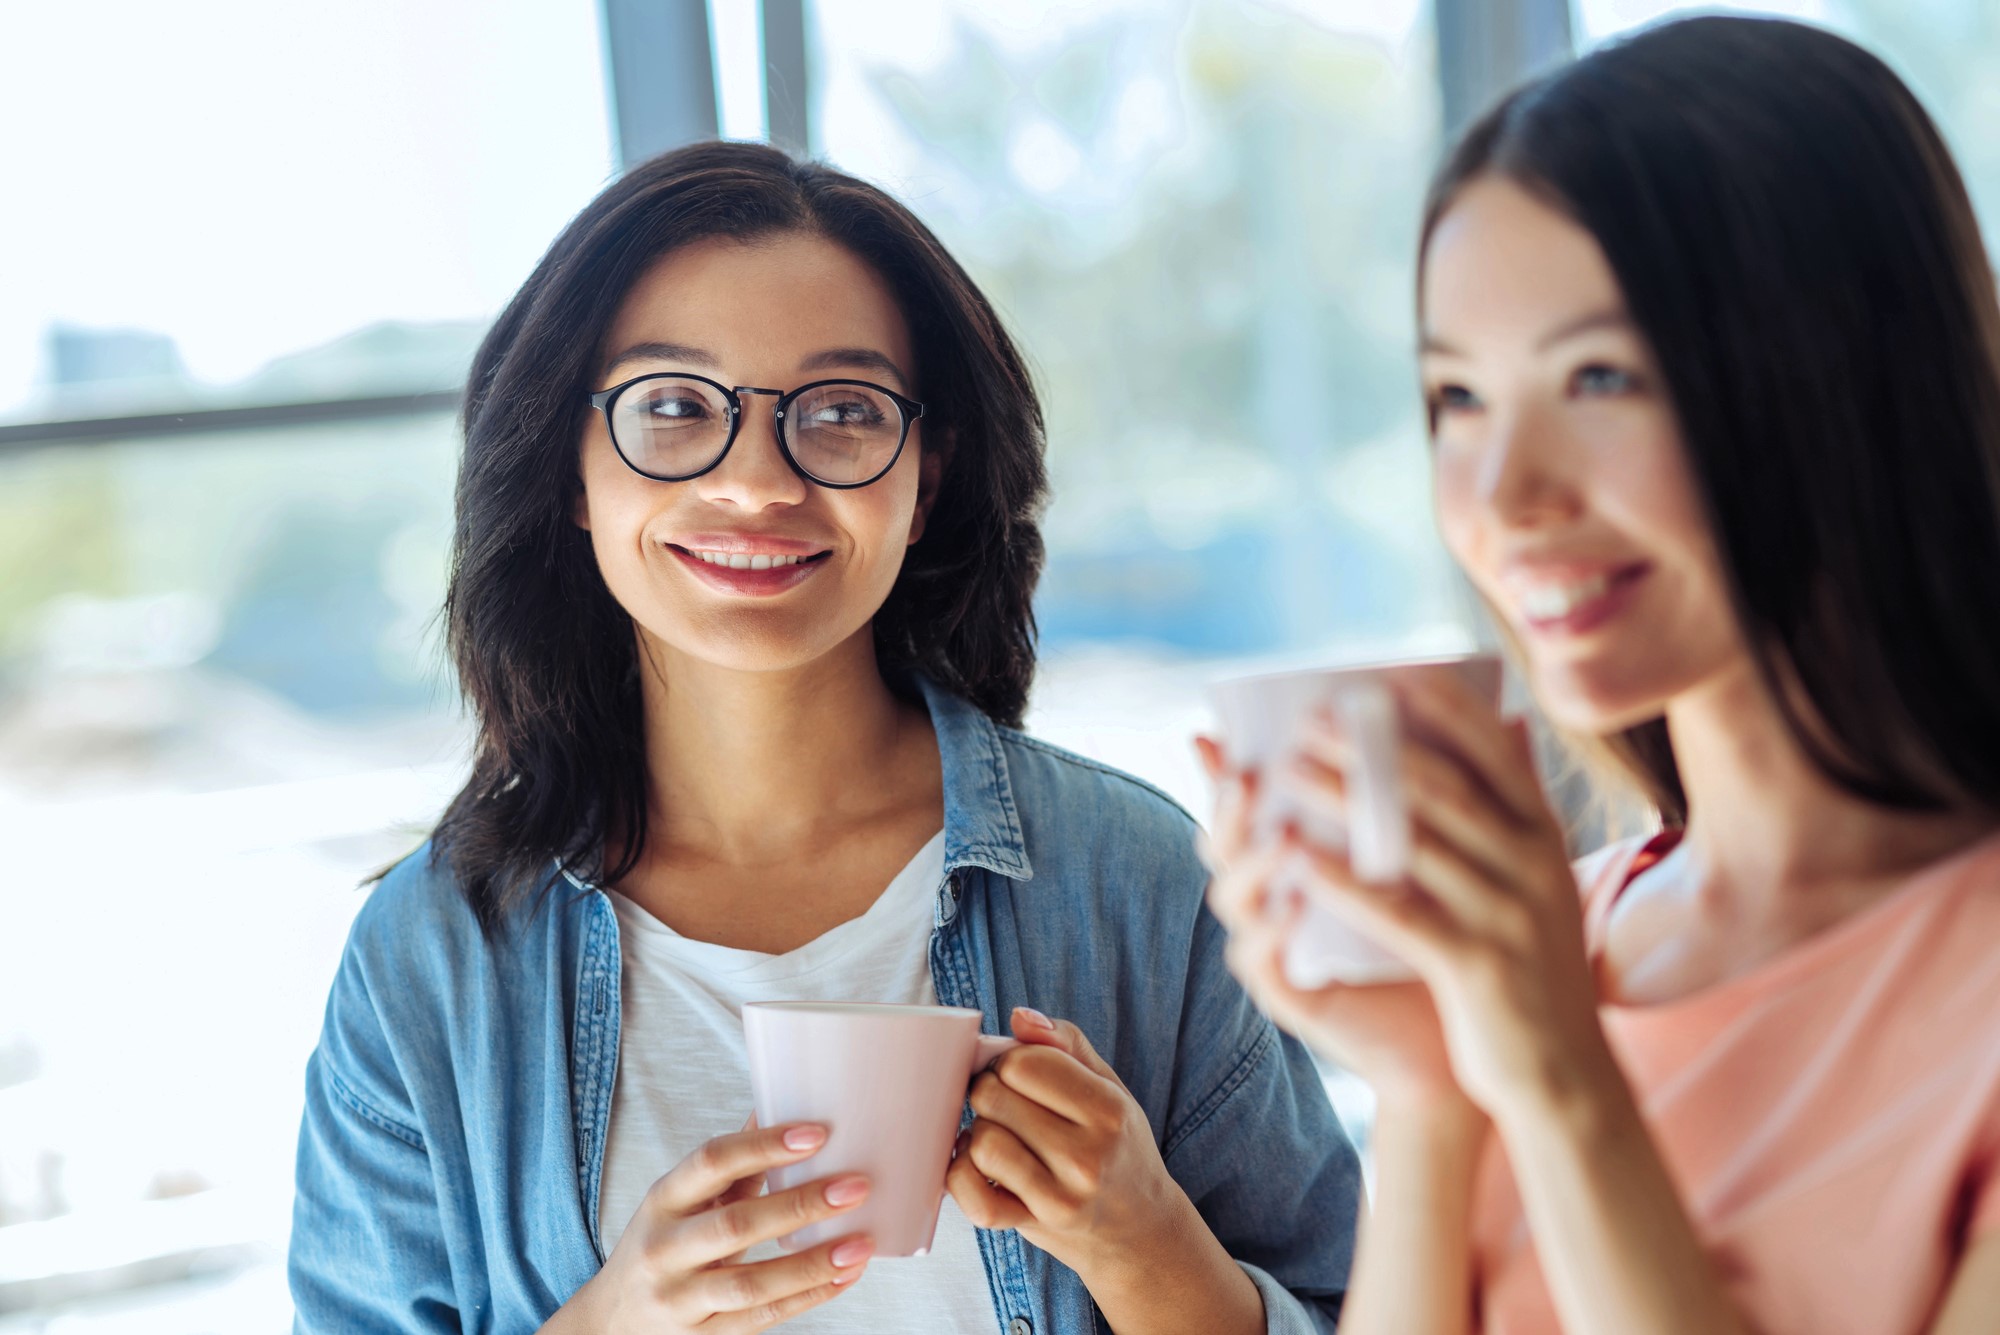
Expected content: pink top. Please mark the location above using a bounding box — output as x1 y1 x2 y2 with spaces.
1471 830 2000 1334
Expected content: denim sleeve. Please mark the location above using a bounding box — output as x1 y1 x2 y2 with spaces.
290 943 461 1333
1161 897 1362 1335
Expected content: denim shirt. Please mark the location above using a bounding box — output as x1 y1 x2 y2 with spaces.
291 678 1361 1334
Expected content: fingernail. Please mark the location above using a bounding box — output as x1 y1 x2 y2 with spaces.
1014 1006 1054 1030
825 1175 870 1207
832 1268 863 1285
830 1238 874 1267
783 1125 827 1152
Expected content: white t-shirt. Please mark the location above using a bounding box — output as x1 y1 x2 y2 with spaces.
596 831 1000 1333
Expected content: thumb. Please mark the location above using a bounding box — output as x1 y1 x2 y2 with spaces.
1011 1007 1119 1083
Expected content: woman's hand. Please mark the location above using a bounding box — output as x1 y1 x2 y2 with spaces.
946 1008 1265 1334
947 1008 1184 1273
1279 670 1615 1119
1196 735 1467 1116
546 1120 874 1335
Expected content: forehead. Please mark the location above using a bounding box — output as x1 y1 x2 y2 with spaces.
1420 176 1626 340
604 230 916 374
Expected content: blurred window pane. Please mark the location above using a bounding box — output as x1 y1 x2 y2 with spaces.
0 0 613 423
0 2 608 1321
814 0 1468 696
0 417 463 1328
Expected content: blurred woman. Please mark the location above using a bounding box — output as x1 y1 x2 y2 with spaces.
1203 17 2000 1334
290 141 1360 1334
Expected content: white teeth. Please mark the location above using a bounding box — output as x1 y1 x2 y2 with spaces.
1517 574 1611 620
688 550 809 569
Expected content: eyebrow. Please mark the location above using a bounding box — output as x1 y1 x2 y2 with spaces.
797 347 912 390
603 341 719 377
1418 308 1635 359
600 342 913 391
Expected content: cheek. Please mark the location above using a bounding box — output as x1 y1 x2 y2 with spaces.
1430 445 1496 586
844 466 924 562
1589 419 1722 591
577 443 650 548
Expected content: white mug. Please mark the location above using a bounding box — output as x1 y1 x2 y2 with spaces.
1208 652 1505 987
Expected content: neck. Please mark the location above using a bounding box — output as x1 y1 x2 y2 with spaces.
1665 661 1993 900
636 629 926 863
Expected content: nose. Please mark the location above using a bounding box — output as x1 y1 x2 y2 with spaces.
1478 402 1581 529
692 398 810 511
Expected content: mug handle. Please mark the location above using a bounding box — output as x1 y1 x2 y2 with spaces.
1337 679 1409 883
970 1034 1020 1078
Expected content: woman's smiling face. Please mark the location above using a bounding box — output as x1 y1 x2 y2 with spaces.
576 230 940 676
1420 176 1748 734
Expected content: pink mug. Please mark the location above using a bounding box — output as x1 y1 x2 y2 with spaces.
1208 652 1505 987
743 1001 1018 1257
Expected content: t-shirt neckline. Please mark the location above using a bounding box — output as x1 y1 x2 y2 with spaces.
604 829 948 984
1592 826 2000 1024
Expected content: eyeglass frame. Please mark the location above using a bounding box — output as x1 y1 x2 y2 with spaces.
586 371 927 490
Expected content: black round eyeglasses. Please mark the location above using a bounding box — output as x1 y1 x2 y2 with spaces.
587 372 926 489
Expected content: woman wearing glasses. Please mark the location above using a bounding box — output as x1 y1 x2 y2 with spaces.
289 141 1359 1334
1204 17 2000 1335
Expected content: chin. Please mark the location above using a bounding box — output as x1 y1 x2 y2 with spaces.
630 595 868 676
672 626 855 676
1529 658 1677 738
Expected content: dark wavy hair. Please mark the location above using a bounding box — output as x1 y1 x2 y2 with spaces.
428 140 1047 930
1421 16 2000 826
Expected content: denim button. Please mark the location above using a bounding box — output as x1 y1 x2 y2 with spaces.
1007 1321 1032 1335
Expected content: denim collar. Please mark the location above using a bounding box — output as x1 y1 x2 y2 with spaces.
557 675 1034 895
916 676 1033 884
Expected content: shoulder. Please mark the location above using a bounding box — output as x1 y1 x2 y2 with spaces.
342 841 494 984
996 726 1199 833
324 842 558 1060
989 726 1211 932
1572 832 1664 906
315 843 573 1117
995 725 1203 856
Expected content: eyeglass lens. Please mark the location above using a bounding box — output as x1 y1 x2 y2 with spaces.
609 377 908 486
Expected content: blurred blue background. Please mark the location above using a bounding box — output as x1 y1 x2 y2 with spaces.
1 0 1996 1327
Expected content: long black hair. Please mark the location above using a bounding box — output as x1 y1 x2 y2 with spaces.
429 140 1048 929
1421 15 2000 826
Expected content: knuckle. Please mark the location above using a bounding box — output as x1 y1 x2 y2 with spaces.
689 1138 728 1182
712 1200 755 1248
1485 895 1536 946
717 1268 761 1309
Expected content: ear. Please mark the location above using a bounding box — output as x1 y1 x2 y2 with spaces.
571 479 591 532
907 432 949 547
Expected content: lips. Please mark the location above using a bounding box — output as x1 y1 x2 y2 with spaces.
666 542 832 597
1505 562 1651 636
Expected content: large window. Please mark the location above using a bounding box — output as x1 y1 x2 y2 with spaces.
0 2 609 1327
813 0 1459 809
